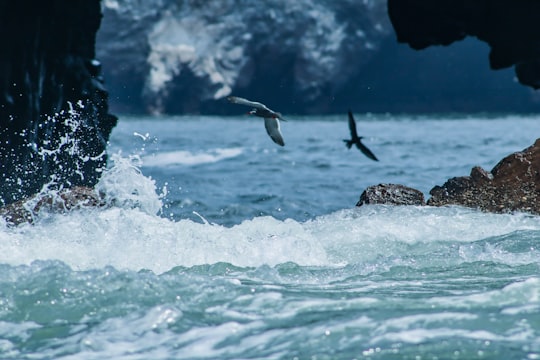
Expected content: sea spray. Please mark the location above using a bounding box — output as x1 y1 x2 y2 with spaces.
96 153 163 216
37 101 107 184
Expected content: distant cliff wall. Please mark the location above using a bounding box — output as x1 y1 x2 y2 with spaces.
0 0 117 205
97 0 392 114
98 0 540 115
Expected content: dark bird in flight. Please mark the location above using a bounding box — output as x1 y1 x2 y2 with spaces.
227 96 286 146
343 110 378 161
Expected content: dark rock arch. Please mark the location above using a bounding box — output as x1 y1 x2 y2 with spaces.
388 0 540 89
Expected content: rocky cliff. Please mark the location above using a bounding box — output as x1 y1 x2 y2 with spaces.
0 0 117 205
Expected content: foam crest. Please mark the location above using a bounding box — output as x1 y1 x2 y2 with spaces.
306 206 540 264
2 149 540 274
429 277 540 309
0 211 329 274
1 204 539 274
142 148 243 167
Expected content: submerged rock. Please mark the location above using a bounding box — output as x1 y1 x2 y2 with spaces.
357 183 425 206
427 139 540 214
0 186 105 226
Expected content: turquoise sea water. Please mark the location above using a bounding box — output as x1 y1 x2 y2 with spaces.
0 114 540 359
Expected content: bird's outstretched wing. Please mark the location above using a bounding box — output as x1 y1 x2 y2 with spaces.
347 110 359 142
347 110 378 161
358 140 378 161
227 96 270 111
264 117 285 146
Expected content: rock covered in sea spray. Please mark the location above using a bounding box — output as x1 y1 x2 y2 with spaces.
0 187 105 226
0 154 164 226
97 0 391 113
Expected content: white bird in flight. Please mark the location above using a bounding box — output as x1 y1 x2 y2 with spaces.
227 96 286 146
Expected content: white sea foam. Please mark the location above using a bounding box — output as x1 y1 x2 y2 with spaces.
1 205 539 274
142 148 243 167
429 277 540 309
306 206 540 265
0 210 330 273
1 153 540 274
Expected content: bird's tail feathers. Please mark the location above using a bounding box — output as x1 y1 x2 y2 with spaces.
343 139 353 149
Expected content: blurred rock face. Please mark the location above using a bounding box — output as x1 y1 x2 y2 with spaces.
98 0 540 115
97 0 392 114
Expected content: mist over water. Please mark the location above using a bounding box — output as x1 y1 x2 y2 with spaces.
1 114 540 359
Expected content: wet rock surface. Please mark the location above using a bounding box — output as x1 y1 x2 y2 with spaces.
427 139 540 214
357 183 426 206
358 139 540 215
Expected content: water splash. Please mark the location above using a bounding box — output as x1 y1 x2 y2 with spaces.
37 101 106 184
96 153 163 216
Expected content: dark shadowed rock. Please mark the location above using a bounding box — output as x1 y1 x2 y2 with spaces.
357 184 425 207
388 0 540 89
427 139 540 214
0 0 117 206
0 186 106 226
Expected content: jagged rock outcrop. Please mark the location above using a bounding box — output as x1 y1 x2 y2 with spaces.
427 139 540 214
388 0 540 89
357 184 425 206
0 0 117 206
357 139 540 215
